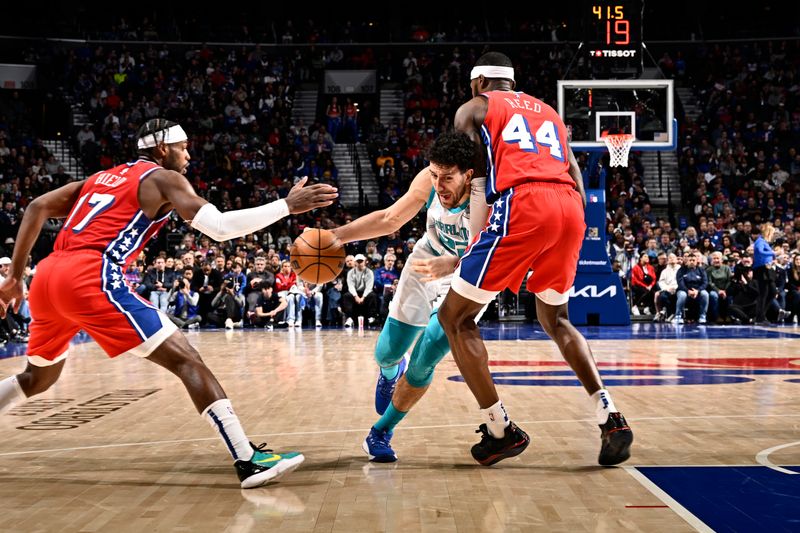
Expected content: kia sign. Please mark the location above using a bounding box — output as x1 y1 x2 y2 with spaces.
571 285 617 298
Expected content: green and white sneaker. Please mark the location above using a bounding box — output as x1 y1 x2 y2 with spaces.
235 442 305 489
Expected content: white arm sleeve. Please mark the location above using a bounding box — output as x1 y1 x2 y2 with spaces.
189 200 289 242
469 177 489 240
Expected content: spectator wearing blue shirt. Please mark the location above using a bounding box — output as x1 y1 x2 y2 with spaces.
752 224 777 325
373 254 399 306
674 252 709 324
168 269 201 329
224 263 247 298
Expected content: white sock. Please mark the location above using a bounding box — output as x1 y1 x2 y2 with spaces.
480 400 510 438
0 376 26 414
591 389 618 425
202 399 254 461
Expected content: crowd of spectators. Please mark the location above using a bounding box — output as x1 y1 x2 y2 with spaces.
607 41 800 324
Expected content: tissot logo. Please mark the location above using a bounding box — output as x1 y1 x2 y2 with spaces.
590 50 637 58
570 285 617 298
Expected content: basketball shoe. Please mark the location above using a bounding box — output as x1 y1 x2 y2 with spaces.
598 412 633 466
362 427 397 462
235 442 305 489
375 356 407 415
471 422 530 466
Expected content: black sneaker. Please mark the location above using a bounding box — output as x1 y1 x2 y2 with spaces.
235 442 305 489
598 413 633 466
471 422 530 466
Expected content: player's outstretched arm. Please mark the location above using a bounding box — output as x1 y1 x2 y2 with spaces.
0 180 85 316
151 171 337 242
331 167 432 244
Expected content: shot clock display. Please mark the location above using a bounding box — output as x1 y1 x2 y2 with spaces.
587 1 641 60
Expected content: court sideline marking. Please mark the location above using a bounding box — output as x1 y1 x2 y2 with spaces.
624 466 714 533
0 413 799 458
755 440 800 475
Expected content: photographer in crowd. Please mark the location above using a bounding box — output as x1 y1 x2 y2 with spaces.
168 268 201 329
207 269 244 329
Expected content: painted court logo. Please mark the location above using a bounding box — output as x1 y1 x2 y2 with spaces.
16 389 160 430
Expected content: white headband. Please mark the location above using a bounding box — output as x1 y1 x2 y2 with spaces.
137 125 188 149
470 66 515 81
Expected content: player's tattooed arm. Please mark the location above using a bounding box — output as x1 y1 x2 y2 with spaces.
456 97 491 239
454 96 488 171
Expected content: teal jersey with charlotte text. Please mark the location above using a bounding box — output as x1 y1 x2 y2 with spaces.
422 187 471 258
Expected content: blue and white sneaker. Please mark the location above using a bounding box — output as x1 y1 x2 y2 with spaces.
375 356 407 415
362 427 397 462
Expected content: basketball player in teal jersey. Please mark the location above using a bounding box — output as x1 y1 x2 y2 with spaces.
331 132 489 461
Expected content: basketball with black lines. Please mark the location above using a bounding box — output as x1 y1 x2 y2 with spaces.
289 229 345 284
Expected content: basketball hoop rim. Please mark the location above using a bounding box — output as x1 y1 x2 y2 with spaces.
601 133 635 147
601 133 634 167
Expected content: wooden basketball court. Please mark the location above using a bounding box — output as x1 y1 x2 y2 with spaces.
1 324 798 531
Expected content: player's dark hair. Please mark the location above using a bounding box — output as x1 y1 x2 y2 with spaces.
427 132 477 173
136 118 179 158
474 51 513 69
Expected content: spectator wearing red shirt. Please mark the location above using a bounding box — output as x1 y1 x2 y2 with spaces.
274 260 297 295
631 253 657 315
106 87 121 110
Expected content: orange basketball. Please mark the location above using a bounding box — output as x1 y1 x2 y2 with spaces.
289 229 346 284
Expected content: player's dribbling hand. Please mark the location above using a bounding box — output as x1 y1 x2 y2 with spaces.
411 256 460 282
285 176 338 214
0 277 23 319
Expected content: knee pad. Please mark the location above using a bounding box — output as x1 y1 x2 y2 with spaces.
405 312 451 388
374 318 423 368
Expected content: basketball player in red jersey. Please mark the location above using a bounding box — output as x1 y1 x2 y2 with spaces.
437 52 633 466
0 118 337 488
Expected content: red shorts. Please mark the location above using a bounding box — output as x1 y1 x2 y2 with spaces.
453 182 585 305
26 250 177 366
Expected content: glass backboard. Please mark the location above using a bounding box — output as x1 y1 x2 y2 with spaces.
557 79 675 151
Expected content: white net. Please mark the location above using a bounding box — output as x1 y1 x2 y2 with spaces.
602 134 634 167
